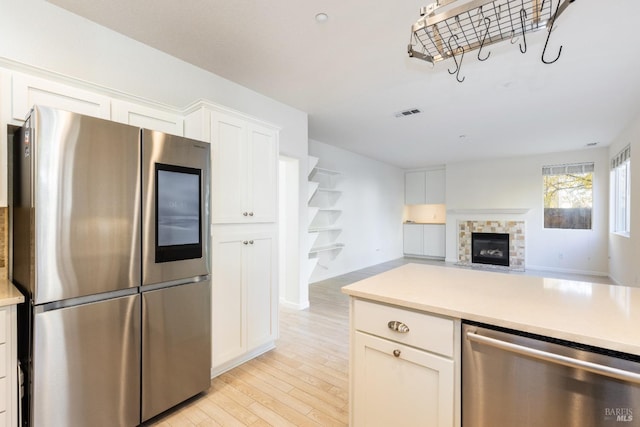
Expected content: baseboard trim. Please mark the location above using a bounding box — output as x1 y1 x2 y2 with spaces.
279 298 309 310
525 264 609 278
210 341 276 379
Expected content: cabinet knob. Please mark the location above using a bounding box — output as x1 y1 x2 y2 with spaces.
388 321 410 333
249 240 254 245
243 212 249 216
249 212 254 216
243 241 249 245
393 349 401 358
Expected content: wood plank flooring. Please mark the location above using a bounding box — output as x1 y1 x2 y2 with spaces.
147 257 613 426
146 260 398 426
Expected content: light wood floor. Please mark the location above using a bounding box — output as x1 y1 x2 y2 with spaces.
146 261 403 426
147 257 613 426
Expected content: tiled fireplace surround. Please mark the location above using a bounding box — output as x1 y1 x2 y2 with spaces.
458 220 525 271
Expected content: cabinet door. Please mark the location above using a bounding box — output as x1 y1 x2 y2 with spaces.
211 112 248 223
425 169 446 204
403 224 424 255
111 99 184 136
423 224 446 258
11 73 111 120
353 332 454 427
211 236 245 367
247 123 278 223
246 234 277 349
405 171 426 204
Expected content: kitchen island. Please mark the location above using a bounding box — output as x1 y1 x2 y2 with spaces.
342 263 640 427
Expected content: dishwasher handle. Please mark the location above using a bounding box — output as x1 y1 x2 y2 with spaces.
466 331 640 385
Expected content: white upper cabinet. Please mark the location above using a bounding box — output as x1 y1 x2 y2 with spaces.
246 122 278 223
111 99 183 136
405 168 446 204
405 171 426 205
11 73 111 121
211 112 246 223
206 110 278 224
426 169 446 204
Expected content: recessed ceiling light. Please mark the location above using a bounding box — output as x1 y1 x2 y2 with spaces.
315 13 329 23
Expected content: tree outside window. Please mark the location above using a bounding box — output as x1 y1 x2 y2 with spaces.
543 163 594 229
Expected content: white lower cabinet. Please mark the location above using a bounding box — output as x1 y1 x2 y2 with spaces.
403 223 445 258
211 230 277 375
0 306 17 427
351 299 459 427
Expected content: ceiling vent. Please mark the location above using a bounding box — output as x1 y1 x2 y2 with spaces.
394 108 421 118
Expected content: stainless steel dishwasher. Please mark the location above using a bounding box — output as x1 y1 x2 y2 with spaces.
462 321 640 427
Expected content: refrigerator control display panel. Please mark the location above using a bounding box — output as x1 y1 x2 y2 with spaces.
155 163 202 263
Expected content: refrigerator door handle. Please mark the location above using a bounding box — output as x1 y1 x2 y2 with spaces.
141 274 211 292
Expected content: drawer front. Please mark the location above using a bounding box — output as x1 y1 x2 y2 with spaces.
354 299 454 357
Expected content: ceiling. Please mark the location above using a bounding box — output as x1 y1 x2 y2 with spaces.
47 0 640 169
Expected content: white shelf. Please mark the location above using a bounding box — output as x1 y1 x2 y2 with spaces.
312 167 341 176
307 159 344 280
309 226 342 233
309 243 345 254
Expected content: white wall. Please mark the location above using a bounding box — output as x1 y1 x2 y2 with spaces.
608 113 640 287
309 140 404 282
0 0 312 307
446 147 610 276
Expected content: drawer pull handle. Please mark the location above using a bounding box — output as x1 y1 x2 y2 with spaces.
393 349 401 358
388 321 410 333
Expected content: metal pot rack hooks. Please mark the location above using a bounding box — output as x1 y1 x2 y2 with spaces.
408 0 576 83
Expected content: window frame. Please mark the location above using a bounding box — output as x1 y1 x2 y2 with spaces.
542 162 594 230
611 146 631 237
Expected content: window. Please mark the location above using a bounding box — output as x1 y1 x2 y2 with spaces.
611 146 631 235
543 163 594 229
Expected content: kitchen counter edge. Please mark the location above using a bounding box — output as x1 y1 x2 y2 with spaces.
0 279 25 307
341 263 640 356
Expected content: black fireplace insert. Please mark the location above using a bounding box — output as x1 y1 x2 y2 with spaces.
471 232 510 267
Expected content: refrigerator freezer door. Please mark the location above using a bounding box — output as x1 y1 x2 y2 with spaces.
32 294 141 427
141 129 210 286
27 106 141 304
142 280 211 421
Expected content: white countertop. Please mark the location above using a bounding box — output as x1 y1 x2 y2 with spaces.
404 222 445 225
0 279 24 307
342 263 640 355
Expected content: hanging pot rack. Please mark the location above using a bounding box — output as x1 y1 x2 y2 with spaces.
408 0 575 79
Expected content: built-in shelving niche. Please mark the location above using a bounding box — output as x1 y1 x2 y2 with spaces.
307 156 344 280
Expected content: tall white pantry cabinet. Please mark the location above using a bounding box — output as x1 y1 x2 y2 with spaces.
184 104 280 376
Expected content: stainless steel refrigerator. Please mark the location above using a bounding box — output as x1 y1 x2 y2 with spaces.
9 106 211 426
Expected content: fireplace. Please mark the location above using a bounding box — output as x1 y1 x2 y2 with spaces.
472 232 510 267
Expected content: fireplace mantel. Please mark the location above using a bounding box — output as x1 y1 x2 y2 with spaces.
447 208 530 215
